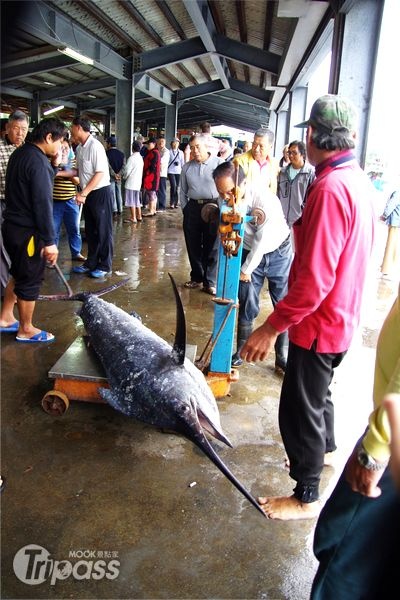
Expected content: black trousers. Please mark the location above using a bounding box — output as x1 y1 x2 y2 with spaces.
83 186 114 272
280 341 346 502
182 200 218 287
3 222 45 301
168 173 180 207
311 467 400 600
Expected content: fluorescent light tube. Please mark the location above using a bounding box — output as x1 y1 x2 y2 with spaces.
43 105 65 116
58 47 94 66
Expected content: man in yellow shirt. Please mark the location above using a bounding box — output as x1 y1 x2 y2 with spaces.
234 128 279 195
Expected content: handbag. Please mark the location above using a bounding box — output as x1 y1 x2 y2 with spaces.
168 151 179 169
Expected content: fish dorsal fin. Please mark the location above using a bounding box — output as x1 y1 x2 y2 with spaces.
168 273 186 366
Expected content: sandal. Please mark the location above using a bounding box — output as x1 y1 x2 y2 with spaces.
184 281 202 289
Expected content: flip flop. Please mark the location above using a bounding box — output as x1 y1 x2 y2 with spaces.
0 321 19 333
16 331 55 343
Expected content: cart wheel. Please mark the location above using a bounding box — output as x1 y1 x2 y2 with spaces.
41 390 70 416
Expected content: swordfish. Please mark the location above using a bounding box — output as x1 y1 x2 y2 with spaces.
77 274 266 518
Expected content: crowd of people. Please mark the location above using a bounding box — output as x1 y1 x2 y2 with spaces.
0 95 399 596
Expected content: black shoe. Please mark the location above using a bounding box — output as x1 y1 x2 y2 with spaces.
231 352 243 367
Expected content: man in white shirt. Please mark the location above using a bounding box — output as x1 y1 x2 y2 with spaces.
70 117 114 278
213 161 292 372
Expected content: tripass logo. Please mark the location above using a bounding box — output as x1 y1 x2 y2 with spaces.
13 544 120 586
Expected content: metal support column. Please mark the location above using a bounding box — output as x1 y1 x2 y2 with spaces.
288 87 308 143
104 110 112 140
165 104 178 144
115 79 135 160
333 0 384 167
30 93 41 128
274 110 289 157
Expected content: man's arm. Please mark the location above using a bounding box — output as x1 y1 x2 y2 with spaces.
384 394 400 490
240 320 279 363
345 295 400 497
179 165 189 210
76 171 105 205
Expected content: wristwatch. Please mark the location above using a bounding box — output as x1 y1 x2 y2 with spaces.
356 442 388 471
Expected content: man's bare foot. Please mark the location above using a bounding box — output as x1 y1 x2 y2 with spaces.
284 451 337 469
258 494 321 520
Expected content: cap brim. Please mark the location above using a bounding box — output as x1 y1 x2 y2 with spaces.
294 120 309 128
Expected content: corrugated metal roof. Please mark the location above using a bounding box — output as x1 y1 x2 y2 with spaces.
1 0 333 132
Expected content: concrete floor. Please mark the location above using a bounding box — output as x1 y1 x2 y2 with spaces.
1 205 398 600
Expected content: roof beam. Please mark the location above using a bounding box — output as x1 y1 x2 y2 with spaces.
134 74 174 105
1 86 34 100
176 80 225 101
12 0 130 80
84 0 142 52
132 37 207 74
38 77 116 101
183 0 230 89
215 35 281 74
1 55 76 82
118 0 163 47
228 78 272 105
218 89 270 109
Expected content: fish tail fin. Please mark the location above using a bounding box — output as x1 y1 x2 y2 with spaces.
38 278 130 302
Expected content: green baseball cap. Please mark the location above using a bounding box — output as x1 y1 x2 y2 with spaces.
295 94 358 134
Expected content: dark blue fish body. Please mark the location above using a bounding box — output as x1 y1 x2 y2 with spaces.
77 275 266 517
80 296 226 437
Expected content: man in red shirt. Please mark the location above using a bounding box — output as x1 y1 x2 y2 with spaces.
241 95 376 520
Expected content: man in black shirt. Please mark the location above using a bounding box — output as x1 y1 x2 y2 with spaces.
0 117 66 342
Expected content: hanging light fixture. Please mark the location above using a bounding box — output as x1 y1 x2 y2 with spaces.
43 105 65 116
58 47 94 66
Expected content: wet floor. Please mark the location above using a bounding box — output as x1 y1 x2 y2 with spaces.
1 206 398 599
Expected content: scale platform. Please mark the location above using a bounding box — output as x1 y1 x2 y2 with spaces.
42 336 197 416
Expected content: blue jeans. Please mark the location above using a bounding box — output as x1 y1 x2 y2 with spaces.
53 199 82 257
238 236 292 324
111 180 123 213
168 173 180 207
157 177 167 210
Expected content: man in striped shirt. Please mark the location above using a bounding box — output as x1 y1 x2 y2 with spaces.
52 136 85 261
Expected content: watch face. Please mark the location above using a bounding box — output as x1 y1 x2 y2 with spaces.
358 448 373 469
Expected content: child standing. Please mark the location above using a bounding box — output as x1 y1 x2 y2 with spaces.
123 141 144 223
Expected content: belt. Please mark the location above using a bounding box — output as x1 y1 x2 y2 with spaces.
189 198 218 205
279 235 291 249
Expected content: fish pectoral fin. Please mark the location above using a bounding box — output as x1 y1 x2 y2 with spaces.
99 387 130 416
